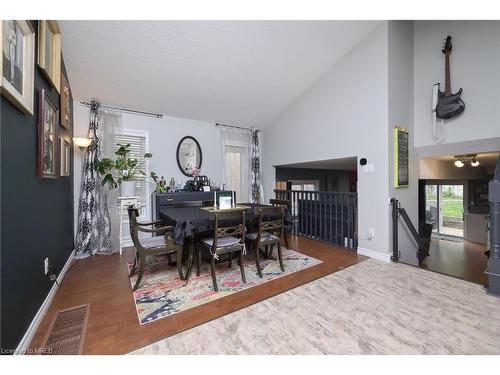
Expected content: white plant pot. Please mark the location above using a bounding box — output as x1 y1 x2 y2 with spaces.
120 180 136 197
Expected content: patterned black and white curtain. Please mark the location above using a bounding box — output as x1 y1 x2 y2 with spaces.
75 101 112 256
250 128 264 204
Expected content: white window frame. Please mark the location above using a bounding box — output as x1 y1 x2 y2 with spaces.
117 128 150 220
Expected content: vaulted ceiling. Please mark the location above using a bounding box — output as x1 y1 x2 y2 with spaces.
60 20 379 127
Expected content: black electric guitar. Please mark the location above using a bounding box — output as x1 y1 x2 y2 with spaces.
436 36 465 120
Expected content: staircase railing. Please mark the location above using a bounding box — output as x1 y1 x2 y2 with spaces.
390 198 431 262
274 189 357 249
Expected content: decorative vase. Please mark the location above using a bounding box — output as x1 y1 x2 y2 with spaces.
120 180 136 197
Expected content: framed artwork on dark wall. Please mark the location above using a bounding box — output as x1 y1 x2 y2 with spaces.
37 20 61 93
38 89 58 179
60 68 72 129
60 138 71 176
0 20 35 114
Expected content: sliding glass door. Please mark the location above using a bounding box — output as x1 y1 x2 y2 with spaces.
425 183 464 237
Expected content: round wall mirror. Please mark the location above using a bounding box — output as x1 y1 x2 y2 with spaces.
176 136 202 176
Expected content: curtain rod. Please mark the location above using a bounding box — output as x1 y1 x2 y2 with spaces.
215 123 261 132
80 101 163 119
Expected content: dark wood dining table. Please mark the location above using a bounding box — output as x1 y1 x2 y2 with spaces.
158 203 283 280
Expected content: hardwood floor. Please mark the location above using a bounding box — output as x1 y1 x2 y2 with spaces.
420 238 488 285
29 236 364 354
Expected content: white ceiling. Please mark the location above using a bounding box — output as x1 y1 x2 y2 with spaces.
59 20 379 127
429 152 500 167
276 156 357 170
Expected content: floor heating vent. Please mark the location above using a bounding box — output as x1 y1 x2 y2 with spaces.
41 304 90 355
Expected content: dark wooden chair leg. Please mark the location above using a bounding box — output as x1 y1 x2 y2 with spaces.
167 253 175 266
128 252 138 277
176 247 184 280
196 243 201 277
184 242 195 282
210 256 219 292
228 251 233 268
256 244 263 278
239 250 246 283
133 256 145 291
284 232 290 249
277 243 285 272
268 244 274 259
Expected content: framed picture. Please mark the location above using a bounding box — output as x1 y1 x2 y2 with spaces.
393 127 409 188
38 20 61 93
0 20 35 114
60 138 71 176
60 68 72 129
38 89 58 179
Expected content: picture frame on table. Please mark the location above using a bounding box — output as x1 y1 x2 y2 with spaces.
38 20 61 93
38 89 58 179
60 68 72 129
0 20 35 114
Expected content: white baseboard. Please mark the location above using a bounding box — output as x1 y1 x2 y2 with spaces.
357 247 391 263
14 249 75 355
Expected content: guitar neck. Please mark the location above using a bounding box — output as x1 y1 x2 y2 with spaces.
445 52 451 95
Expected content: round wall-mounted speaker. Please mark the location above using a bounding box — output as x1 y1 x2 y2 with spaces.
360 158 367 166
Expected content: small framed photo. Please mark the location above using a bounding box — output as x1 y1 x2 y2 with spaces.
38 89 58 179
0 20 35 114
60 138 71 176
38 20 61 93
60 68 72 129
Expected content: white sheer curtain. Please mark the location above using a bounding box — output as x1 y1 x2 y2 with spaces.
220 127 251 203
100 110 123 252
220 126 264 204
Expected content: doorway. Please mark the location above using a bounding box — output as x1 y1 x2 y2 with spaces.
425 183 464 238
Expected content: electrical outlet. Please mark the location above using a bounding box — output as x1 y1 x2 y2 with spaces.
44 257 49 275
368 227 375 239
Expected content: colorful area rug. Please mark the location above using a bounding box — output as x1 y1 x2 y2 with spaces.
128 248 322 324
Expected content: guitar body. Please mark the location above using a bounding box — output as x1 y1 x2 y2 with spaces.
436 87 465 119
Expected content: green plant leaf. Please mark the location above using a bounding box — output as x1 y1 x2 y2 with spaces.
144 153 152 158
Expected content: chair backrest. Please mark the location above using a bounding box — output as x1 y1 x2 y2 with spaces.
211 208 246 250
269 199 290 212
256 206 284 242
127 206 143 250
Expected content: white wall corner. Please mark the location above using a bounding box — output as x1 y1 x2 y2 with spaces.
357 246 392 263
14 249 75 355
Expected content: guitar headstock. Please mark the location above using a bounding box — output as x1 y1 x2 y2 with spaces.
442 35 452 54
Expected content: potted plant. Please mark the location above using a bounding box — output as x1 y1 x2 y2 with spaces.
96 143 152 197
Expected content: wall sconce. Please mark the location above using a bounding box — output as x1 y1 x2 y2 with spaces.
73 137 92 151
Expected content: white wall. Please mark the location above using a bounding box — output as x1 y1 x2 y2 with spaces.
414 21 500 156
73 104 223 228
263 22 391 256
388 21 420 265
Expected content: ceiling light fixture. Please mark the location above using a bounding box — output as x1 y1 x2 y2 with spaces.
454 159 464 168
471 157 480 167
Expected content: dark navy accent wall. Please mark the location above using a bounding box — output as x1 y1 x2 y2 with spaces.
0 20 74 351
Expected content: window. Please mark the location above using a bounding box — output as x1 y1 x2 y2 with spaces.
115 130 150 219
224 145 248 202
290 180 319 192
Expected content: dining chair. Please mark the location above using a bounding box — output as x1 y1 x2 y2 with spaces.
269 198 291 249
245 206 285 278
127 206 184 291
198 208 247 292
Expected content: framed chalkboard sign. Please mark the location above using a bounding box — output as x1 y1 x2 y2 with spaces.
393 128 409 188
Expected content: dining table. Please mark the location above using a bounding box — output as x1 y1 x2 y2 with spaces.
158 203 288 280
